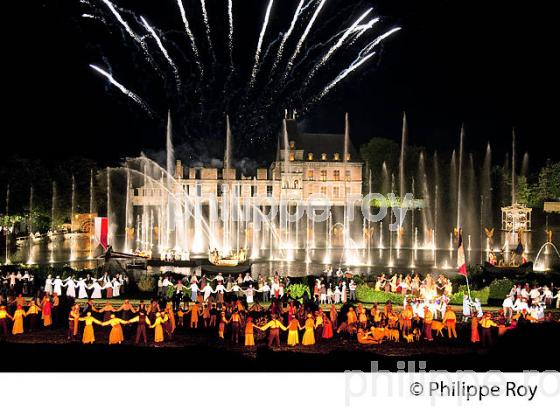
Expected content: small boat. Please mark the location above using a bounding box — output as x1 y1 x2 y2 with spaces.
212 258 239 267
482 261 533 275
208 249 247 267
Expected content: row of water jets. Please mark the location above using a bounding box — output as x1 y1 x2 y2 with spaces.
15 114 560 272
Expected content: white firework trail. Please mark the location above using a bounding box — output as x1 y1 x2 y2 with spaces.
317 51 376 100
98 0 158 70
306 8 374 84
99 0 140 43
361 27 402 55
350 17 379 44
270 0 307 75
283 0 327 82
316 26 400 101
249 0 274 88
227 0 234 68
140 16 181 89
176 0 203 76
89 64 154 116
199 0 216 62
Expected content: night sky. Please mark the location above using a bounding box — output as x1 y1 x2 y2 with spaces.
5 0 557 170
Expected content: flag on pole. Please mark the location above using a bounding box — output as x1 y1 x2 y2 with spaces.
94 217 108 250
457 229 467 276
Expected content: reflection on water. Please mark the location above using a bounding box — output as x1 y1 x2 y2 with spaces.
9 229 559 277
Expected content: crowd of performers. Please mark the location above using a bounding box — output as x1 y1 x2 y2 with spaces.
1 271 129 299
0 270 559 349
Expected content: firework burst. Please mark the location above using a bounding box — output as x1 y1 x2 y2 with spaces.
82 0 400 157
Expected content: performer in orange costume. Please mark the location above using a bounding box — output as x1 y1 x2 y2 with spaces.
322 314 333 339
102 314 128 344
470 313 480 343
423 307 433 341
67 304 80 341
12 305 26 335
287 317 302 346
329 305 338 329
202 303 210 327
442 306 457 338
165 303 176 333
400 305 413 335
218 311 228 339
358 306 368 328
244 317 256 347
52 293 60 326
149 312 168 343
302 314 316 346
79 312 102 344
188 302 200 328
346 307 357 327
41 296 52 327
479 312 497 347
177 305 185 328
387 310 399 329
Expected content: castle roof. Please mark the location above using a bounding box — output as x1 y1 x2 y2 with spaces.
280 119 360 160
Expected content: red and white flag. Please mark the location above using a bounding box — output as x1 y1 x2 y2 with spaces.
94 217 108 250
457 229 467 276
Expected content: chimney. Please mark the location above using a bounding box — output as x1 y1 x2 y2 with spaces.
175 160 183 179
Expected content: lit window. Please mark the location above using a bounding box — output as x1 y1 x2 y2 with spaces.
308 170 314 180
334 170 340 181
333 187 340 198
346 153 351 161
320 170 327 182
289 140 295 149
334 153 340 161
345 170 351 181
321 153 327 161
320 186 327 195
307 152 314 161
289 152 295 161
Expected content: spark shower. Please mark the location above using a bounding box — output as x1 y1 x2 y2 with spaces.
82 0 400 151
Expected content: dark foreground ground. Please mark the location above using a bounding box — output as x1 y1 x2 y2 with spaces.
1 322 560 372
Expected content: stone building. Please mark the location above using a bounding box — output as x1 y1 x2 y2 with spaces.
132 116 363 208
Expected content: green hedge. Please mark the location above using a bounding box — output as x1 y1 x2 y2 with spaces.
356 283 489 305
356 285 405 304
488 278 514 301
449 286 489 305
287 283 311 302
